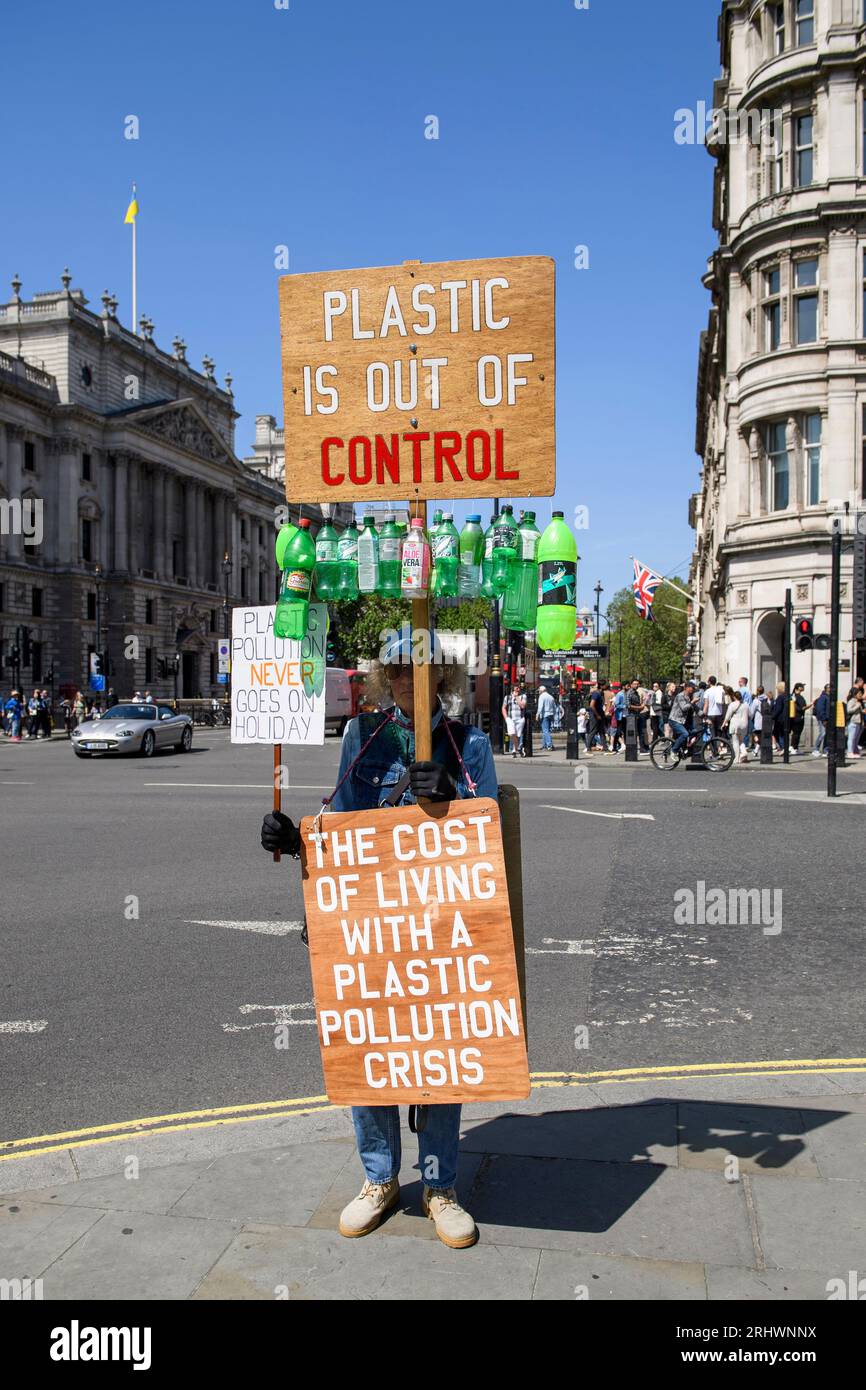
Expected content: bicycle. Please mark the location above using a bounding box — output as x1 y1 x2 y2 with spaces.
650 722 735 772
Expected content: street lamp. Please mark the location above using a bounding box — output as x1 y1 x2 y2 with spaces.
221 552 233 703
594 581 603 682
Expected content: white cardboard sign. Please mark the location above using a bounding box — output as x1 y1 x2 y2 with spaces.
230 603 327 745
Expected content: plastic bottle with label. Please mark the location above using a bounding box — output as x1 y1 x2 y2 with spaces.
357 515 380 594
400 517 430 598
458 515 484 598
337 519 359 600
274 519 315 640
275 521 298 571
502 510 540 631
313 519 339 600
432 512 460 598
491 504 519 596
378 514 402 598
480 513 499 599
536 511 578 651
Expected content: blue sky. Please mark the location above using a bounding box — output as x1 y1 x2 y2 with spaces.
2 0 721 614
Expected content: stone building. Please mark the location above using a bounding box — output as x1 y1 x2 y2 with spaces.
0 272 316 701
691 0 866 691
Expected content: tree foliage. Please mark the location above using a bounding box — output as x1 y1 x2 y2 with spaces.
603 580 689 686
328 596 493 664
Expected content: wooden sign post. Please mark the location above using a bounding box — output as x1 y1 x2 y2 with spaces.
300 798 530 1105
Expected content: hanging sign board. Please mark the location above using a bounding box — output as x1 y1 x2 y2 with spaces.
300 798 531 1105
279 255 555 504
230 603 327 745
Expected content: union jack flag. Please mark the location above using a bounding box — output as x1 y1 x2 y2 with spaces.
632 558 664 622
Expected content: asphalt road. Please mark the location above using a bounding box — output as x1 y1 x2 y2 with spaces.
1 731 864 1141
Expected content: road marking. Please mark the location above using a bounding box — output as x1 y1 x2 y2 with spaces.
185 919 305 936
747 790 866 805
145 782 336 790
538 803 655 820
526 937 595 956
0 781 33 785
4 1058 866 1162
0 1020 47 1034
222 1001 316 1033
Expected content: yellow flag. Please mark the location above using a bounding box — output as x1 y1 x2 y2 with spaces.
124 194 138 224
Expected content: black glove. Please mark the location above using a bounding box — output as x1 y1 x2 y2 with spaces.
408 760 457 803
261 812 301 856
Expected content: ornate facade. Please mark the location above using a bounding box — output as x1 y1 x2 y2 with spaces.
0 274 317 699
691 0 866 689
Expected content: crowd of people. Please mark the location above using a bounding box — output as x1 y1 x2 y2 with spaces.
0 686 130 740
573 674 866 762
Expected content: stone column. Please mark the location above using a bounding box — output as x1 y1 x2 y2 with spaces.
196 485 207 589
56 441 78 568
4 425 24 563
153 467 166 579
214 493 226 577
114 455 128 573
127 456 140 576
185 482 196 583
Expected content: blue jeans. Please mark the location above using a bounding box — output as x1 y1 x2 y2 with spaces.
540 715 553 749
351 1104 462 1190
670 719 690 755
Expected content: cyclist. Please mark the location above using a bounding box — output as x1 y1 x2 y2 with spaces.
668 680 698 757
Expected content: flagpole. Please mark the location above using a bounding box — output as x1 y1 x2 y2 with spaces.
132 206 137 333
629 555 702 613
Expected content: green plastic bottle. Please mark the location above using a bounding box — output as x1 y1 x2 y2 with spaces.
274 519 315 640
275 521 298 571
358 515 380 594
378 514 402 598
432 512 460 598
491 504 518 595
337 519 359 600
458 515 484 598
536 511 578 652
313 519 339 600
502 510 540 631
429 510 444 596
480 513 499 599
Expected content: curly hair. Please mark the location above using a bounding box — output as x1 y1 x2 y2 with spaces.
364 660 468 710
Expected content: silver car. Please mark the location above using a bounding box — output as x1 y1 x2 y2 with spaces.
71 703 193 758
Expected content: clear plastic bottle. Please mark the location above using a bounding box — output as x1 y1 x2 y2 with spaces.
337 519 359 600
357 515 380 594
378 514 402 598
400 517 430 598
274 519 315 640
536 511 578 651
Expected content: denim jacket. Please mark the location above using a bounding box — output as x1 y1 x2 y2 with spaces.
330 701 498 812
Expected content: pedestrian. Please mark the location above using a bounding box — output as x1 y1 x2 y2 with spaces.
26 689 40 738
626 679 644 751
38 689 52 738
73 689 86 727
771 681 787 754
144 690 154 704
845 686 863 759
587 682 607 753
577 703 589 750
749 685 765 757
502 687 525 758
107 687 119 708
649 682 664 742
611 683 626 752
812 684 830 757
790 683 807 753
4 689 23 741
536 685 556 752
260 633 495 1249
703 676 725 735
722 689 750 764
662 681 676 738
60 696 74 737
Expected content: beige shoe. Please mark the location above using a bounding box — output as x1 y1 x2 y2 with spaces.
422 1186 478 1249
338 1178 400 1238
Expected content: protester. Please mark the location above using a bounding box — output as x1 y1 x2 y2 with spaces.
535 685 556 752
260 635 496 1250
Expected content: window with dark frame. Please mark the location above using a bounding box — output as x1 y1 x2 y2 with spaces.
795 0 814 46
82 452 92 481
81 517 93 562
794 258 819 344
795 114 814 187
31 587 42 617
145 598 154 624
765 421 790 511
763 266 782 350
24 441 35 471
804 413 821 506
772 2 786 55
86 592 97 620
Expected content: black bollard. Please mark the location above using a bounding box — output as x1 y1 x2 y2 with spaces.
625 713 638 762
566 690 579 761
686 719 706 771
760 714 774 764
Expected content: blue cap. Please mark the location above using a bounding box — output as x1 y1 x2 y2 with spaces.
467 514 481 523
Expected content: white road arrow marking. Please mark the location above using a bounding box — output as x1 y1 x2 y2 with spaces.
0 1020 48 1033
185 920 305 935
223 1002 316 1033
539 804 655 820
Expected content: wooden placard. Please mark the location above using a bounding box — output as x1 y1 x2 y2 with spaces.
279 255 555 503
300 798 530 1105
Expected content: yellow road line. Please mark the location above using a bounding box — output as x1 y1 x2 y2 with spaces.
2 1058 864 1165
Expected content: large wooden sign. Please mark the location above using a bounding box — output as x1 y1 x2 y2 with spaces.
300 798 530 1105
279 256 555 503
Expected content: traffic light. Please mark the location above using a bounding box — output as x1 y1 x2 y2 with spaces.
17 625 31 666
796 618 813 651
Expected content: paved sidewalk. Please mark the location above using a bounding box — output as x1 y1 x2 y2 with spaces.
1 1072 865 1300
